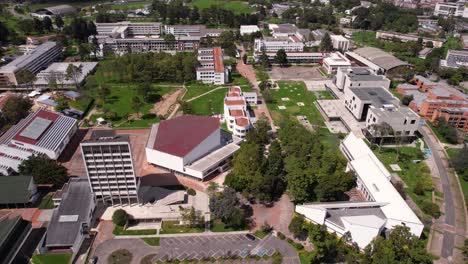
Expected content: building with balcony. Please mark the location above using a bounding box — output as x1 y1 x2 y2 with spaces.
145 115 241 180
196 47 229 85
254 37 304 53
335 67 391 91
0 42 61 87
432 107 468 131
223 86 257 138
0 109 78 175
296 133 423 249
44 178 95 259
81 130 139 205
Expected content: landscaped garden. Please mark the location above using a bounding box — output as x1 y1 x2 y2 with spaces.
141 237 160 246
113 225 157 236
108 249 133 264
187 88 228 116
31 253 71 264
159 220 204 234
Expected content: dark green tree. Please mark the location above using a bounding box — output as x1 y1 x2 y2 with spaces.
54 16 64 29
42 17 53 32
18 154 69 186
275 49 288 67
112 209 128 226
1 95 32 125
319 33 333 51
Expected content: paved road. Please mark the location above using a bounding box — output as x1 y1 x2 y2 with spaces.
420 126 455 259
94 238 159 264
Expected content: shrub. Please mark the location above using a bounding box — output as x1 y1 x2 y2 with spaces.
141 113 156 120
421 201 441 218
187 188 196 196
292 242 304 250
277 232 286 240
112 209 128 226
413 181 425 196
286 238 293 243
261 222 272 233
271 252 283 264
288 215 305 238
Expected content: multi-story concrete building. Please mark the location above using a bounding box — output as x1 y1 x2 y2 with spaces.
196 47 230 85
322 52 352 74
95 21 162 36
223 86 257 138
335 67 391 91
0 109 78 175
344 86 420 139
330 35 350 51
434 1 468 18
432 107 468 131
146 115 241 180
440 49 468 69
254 52 325 64
81 130 139 205
376 31 445 48
34 62 98 88
0 42 61 87
254 37 304 53
296 133 423 249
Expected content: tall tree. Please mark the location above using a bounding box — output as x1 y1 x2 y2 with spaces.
275 49 288 67
131 96 143 118
65 64 83 88
16 69 36 90
45 71 59 92
54 16 64 29
319 33 333 51
42 16 53 32
163 33 176 50
18 154 69 186
1 96 32 125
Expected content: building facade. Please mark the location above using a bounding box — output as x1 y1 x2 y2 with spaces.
196 47 229 85
81 130 139 205
322 52 352 74
223 86 257 138
335 67 391 91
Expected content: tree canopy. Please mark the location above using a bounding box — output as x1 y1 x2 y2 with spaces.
18 154 69 186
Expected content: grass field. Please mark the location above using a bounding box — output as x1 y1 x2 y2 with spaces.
113 226 157 236
38 193 54 209
159 221 204 234
373 144 435 220
189 0 251 14
110 0 152 10
210 219 245 232
183 82 219 100
31 254 71 264
141 237 160 246
189 88 228 116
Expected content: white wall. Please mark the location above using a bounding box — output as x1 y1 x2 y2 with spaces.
344 87 367 119
146 148 185 172
184 129 221 165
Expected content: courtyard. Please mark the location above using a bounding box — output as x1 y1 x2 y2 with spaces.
268 66 327 81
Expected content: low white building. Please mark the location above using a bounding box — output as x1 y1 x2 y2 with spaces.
322 52 351 74
335 67 391 91
330 35 350 51
240 25 260 36
223 86 257 138
434 1 468 18
296 133 424 249
34 62 98 88
196 47 230 85
0 109 78 175
254 37 304 53
254 52 324 64
146 115 240 180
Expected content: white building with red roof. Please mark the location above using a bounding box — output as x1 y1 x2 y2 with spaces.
224 86 257 138
196 47 230 85
145 115 240 180
0 109 78 175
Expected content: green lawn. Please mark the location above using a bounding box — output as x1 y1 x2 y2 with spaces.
315 90 334 99
189 0 251 14
141 237 160 246
69 95 94 113
373 145 435 219
298 251 314 264
443 36 463 57
210 219 245 232
110 0 152 10
38 193 54 209
183 82 219 100
445 148 468 202
267 81 324 127
113 226 157 236
31 253 71 264
189 88 227 116
253 230 269 239
159 221 204 234
229 72 253 91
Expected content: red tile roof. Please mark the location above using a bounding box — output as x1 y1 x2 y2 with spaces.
229 109 245 117
153 115 220 157
12 109 60 145
213 47 224 73
229 87 241 93
227 92 240 97
225 99 246 106
235 117 249 127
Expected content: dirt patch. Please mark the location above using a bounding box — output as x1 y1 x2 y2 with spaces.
152 89 184 117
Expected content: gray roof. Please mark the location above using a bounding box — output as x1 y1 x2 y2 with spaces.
46 178 94 247
350 87 397 107
0 176 34 204
39 5 76 15
326 206 386 229
82 129 130 144
0 42 58 74
346 68 388 82
353 47 409 71
0 215 23 249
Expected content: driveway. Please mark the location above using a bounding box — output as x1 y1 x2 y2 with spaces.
93 238 159 264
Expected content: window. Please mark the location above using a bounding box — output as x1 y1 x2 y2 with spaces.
410 120 416 124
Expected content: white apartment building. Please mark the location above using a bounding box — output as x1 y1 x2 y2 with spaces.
0 109 78 175
254 52 325 64
81 130 139 205
254 37 304 53
296 133 423 249
434 1 468 18
335 67 391 91
196 47 229 85
344 86 420 138
240 25 260 36
223 86 257 138
164 25 202 35
95 21 162 36
34 62 98 88
330 35 350 51
322 52 352 74
146 115 240 180
0 42 61 87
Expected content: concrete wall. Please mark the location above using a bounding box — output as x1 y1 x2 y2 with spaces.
146 148 185 172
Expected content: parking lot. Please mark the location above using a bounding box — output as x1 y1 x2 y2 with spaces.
269 66 326 81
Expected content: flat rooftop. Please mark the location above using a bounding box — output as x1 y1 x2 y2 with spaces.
185 143 240 173
349 87 397 107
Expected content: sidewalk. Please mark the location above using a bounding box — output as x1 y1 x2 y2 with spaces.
113 230 250 239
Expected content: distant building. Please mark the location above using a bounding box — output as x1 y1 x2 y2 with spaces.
335 67 391 91
0 176 38 207
0 109 78 175
376 31 445 48
31 4 76 18
330 35 350 51
296 133 423 249
434 1 468 18
345 47 409 75
462 35 468 50
34 62 98 88
0 42 61 87
44 178 95 258
224 86 257 138
145 115 241 180
196 47 230 85
254 52 325 64
254 37 304 53
240 25 260 36
440 49 468 69
432 107 468 131
0 215 32 264
322 52 352 74
81 130 139 205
